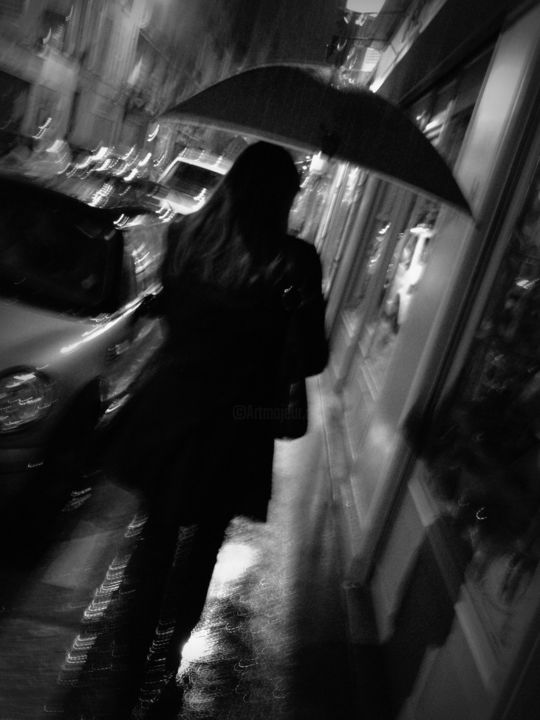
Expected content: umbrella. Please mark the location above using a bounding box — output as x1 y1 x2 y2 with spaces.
162 64 471 214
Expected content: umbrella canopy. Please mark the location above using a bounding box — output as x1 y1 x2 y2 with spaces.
163 64 471 214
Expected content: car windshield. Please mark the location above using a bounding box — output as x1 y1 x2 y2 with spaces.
165 161 223 197
0 185 116 316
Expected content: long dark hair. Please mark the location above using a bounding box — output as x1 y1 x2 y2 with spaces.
166 141 300 289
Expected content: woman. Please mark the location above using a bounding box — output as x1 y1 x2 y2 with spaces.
99 141 328 716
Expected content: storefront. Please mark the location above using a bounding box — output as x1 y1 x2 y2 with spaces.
322 1 540 717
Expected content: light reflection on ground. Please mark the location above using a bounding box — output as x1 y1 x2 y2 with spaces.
0 399 362 719
179 540 260 670
179 626 214 667
208 541 261 597
175 517 293 720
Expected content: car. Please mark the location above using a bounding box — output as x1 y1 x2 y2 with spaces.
0 169 171 519
157 148 232 214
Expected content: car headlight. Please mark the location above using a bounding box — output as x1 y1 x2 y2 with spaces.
0 369 55 433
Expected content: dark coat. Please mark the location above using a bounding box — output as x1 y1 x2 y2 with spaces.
106 233 328 524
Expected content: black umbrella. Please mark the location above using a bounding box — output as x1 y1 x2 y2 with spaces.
162 64 471 214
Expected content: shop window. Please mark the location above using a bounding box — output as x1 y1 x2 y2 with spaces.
409 158 540 616
342 183 395 316
441 106 473 168
38 9 69 53
382 220 434 332
321 164 366 292
341 56 486 396
359 195 438 387
289 158 334 244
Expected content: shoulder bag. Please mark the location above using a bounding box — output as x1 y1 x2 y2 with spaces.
272 239 328 440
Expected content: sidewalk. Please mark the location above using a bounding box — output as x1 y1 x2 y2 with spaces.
170 375 391 719
0 376 391 719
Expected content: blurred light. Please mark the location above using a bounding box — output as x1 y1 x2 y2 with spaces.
516 278 536 290
93 146 109 160
121 145 136 161
368 418 394 454
210 541 259 591
33 116 51 140
0 370 54 432
309 152 327 174
47 139 63 154
61 319 126 354
193 188 207 205
361 47 381 72
125 512 147 538
153 151 167 167
95 159 112 172
124 167 138 181
138 152 152 167
113 213 128 227
410 224 434 236
157 205 174 221
147 122 160 142
74 155 92 170
89 181 114 207
476 506 488 521
179 627 214 667
83 558 128 620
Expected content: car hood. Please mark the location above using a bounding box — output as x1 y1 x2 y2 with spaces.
0 299 94 370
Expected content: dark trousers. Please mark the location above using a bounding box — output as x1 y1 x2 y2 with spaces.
61 505 232 719
126 510 233 710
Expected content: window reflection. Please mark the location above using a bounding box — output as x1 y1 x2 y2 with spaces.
382 222 434 332
343 191 438 393
409 160 540 601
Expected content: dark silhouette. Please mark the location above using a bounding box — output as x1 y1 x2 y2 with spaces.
65 141 328 718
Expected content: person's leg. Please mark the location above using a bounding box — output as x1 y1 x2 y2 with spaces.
130 515 231 717
163 514 232 676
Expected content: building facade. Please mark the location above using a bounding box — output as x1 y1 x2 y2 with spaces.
0 0 239 159
318 1 540 717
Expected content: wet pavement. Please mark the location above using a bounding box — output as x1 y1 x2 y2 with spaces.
0 382 388 719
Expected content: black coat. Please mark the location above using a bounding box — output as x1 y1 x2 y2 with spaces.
106 234 328 524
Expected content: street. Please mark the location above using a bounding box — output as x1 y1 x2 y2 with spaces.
0 382 368 719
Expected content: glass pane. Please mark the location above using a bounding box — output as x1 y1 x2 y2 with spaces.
0 188 112 315
410 158 540 611
319 163 365 292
